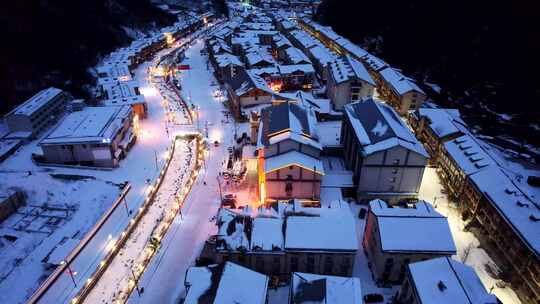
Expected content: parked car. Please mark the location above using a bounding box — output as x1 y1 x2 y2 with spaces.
358 208 367 219
363 293 384 303
222 193 237 208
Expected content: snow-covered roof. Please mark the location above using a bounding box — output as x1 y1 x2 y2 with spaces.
40 106 131 145
328 56 375 86
217 208 250 251
316 120 342 147
284 47 312 64
102 95 146 107
418 108 468 139
469 167 540 257
370 199 456 254
259 102 320 148
443 135 495 175
285 211 357 251
7 87 64 117
289 30 320 50
307 45 338 66
251 217 284 251
408 257 498 304
265 150 324 175
215 53 243 68
291 272 362 304
344 99 428 157
278 63 315 75
379 67 425 96
184 262 269 304
214 262 269 304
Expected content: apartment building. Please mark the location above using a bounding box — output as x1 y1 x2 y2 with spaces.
376 67 426 115
342 99 428 202
39 106 134 168
325 55 375 111
462 167 540 303
363 200 456 285
204 202 358 280
409 108 467 163
438 135 494 200
396 257 499 304
257 102 323 202
5 87 72 139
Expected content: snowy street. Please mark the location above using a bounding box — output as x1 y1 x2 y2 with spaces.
127 39 234 304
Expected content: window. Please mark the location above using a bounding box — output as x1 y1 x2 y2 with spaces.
393 159 400 165
389 177 397 183
255 256 264 272
392 168 399 174
324 257 333 273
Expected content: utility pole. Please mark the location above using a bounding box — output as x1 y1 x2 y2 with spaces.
154 150 159 172
131 269 141 296
216 175 223 202
123 197 130 217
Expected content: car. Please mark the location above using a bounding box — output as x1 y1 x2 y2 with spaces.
222 193 237 207
358 208 367 219
214 140 220 147
363 293 384 303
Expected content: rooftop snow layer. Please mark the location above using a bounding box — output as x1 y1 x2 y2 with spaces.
285 214 357 251
344 99 428 157
408 257 498 304
8 87 63 117
41 106 131 145
291 272 362 304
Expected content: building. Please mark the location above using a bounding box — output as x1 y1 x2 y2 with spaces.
325 55 375 111
0 189 25 223
4 87 72 139
341 99 428 202
438 135 494 200
203 202 358 279
225 69 279 118
363 200 456 285
396 257 499 304
213 53 244 84
39 106 135 167
257 102 323 203
184 262 269 304
462 167 540 303
410 108 467 163
377 67 426 115
289 272 362 304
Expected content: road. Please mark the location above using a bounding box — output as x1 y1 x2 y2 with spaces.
127 39 234 304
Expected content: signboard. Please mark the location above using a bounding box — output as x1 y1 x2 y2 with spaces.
178 65 191 70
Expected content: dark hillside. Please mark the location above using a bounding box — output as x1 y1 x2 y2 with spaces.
315 0 540 147
0 0 176 114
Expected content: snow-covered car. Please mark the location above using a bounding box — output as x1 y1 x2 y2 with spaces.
221 194 237 207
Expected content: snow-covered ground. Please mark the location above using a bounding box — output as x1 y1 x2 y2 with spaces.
84 137 195 303
127 39 235 304
418 168 522 304
0 173 119 304
0 45 182 304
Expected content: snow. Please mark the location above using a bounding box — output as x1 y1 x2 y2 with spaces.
214 262 269 304
316 121 341 147
264 150 324 175
443 135 495 174
291 272 362 304
418 168 522 303
418 108 468 139
285 213 357 251
125 38 235 304
251 217 284 251
45 238 81 266
377 215 457 253
40 106 131 145
408 257 498 304
7 87 63 116
379 67 424 95
184 266 213 304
